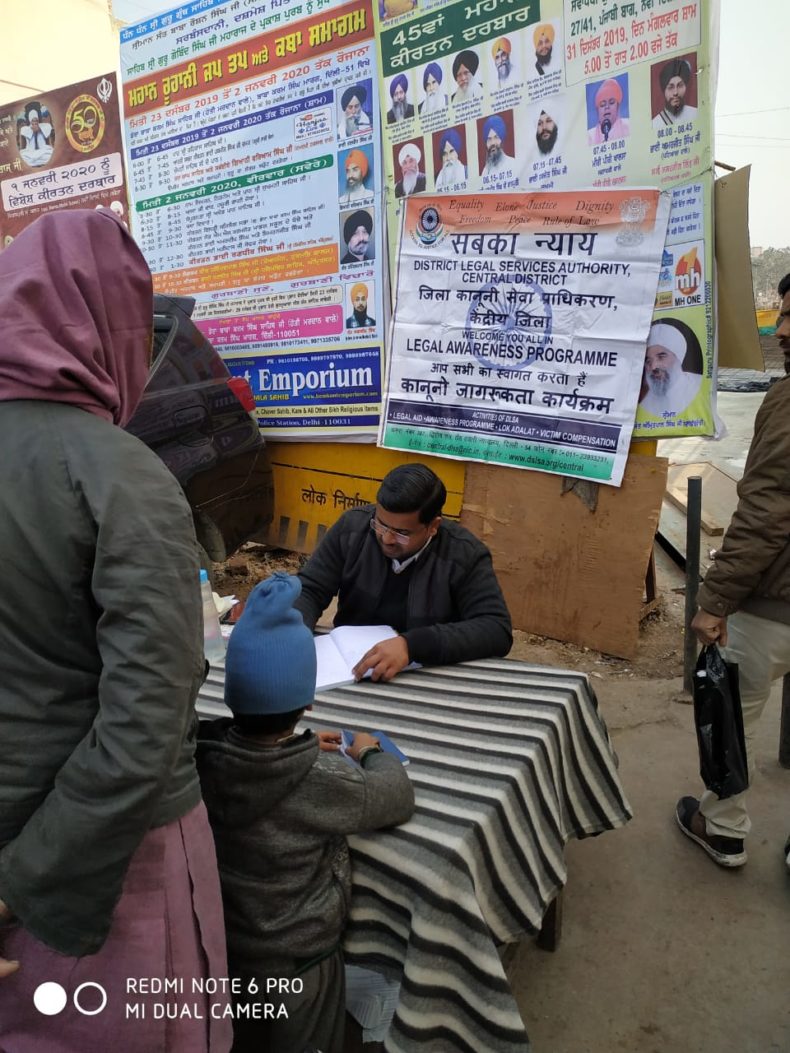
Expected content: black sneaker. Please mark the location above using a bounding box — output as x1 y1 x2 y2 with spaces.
675 796 747 868
784 835 790 874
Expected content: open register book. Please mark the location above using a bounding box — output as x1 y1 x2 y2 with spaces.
314 624 416 691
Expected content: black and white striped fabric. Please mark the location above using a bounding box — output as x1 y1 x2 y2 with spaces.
197 658 632 1053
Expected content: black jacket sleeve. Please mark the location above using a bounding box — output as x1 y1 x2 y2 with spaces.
294 514 349 630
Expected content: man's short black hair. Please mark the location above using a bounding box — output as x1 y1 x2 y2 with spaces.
377 463 446 523
231 707 305 737
778 273 790 298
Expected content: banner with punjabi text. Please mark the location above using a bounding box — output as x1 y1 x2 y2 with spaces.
380 188 670 485
0 73 127 247
120 0 386 440
374 0 716 439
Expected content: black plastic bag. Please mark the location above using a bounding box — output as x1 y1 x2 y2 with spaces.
693 645 748 799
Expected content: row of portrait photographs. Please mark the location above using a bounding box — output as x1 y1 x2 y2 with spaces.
387 50 701 196
337 80 375 142
391 106 560 195
386 45 699 141
385 24 562 127
339 207 376 267
584 53 699 145
344 280 376 331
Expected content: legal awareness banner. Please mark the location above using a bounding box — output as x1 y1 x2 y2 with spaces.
120 0 385 440
375 0 716 439
380 188 670 485
0 73 127 247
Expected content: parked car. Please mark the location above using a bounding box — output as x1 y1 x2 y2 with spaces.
125 293 274 565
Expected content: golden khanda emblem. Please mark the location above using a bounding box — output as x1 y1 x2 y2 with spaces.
65 95 106 153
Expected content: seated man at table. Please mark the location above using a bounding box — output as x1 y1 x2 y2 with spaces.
197 572 414 1053
295 463 513 681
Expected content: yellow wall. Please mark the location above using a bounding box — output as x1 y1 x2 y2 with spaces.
0 1 120 106
263 443 466 553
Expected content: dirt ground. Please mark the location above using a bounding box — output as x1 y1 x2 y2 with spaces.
213 542 687 682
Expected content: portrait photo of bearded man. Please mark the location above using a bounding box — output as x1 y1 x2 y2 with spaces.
345 282 376 329
451 49 482 104
535 109 559 155
480 113 514 179
419 62 448 115
532 23 555 76
491 37 518 87
338 148 372 208
652 56 698 130
337 84 372 139
394 142 426 198
434 127 467 191
639 317 703 417
387 74 415 124
340 209 375 265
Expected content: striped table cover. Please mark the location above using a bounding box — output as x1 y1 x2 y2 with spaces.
197 658 632 1053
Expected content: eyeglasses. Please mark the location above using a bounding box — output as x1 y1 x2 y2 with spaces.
370 516 414 545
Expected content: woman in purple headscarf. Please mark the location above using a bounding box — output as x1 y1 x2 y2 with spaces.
0 209 231 1052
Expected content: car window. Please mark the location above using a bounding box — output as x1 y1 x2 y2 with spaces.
145 312 226 395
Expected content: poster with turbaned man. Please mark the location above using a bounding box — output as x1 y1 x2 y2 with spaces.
375 0 717 446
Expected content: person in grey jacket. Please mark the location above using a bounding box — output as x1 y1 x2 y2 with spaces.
295 463 513 681
0 209 230 1052
680 272 790 872
197 573 414 1053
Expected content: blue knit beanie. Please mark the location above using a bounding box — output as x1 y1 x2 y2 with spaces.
224 573 316 715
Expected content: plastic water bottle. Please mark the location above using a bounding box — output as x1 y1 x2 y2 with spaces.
200 569 226 665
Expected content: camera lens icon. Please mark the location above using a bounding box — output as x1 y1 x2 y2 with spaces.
33 981 108 1016
33 982 67 1016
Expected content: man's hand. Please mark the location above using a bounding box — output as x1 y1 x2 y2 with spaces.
0 898 19 980
691 608 728 647
316 729 342 752
352 636 410 682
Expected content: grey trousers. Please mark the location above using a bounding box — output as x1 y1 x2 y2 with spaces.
231 948 346 1053
700 610 790 838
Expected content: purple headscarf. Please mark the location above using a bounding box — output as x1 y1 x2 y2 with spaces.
0 208 153 426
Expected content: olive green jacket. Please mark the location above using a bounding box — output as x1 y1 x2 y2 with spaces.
698 376 790 624
0 401 204 956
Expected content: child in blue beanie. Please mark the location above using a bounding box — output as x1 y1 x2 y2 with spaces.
196 572 414 1053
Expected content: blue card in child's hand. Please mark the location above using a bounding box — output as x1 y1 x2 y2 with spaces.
340 730 409 765
371 731 409 765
